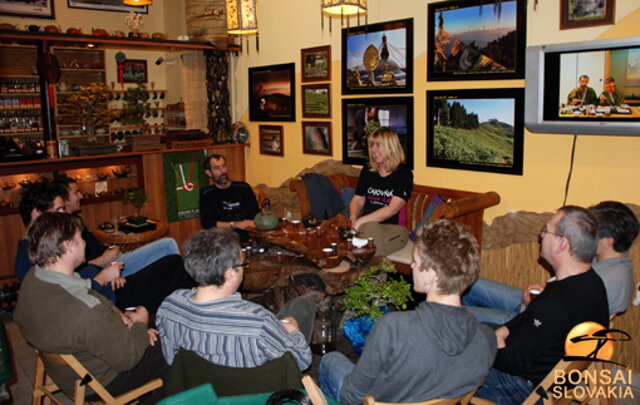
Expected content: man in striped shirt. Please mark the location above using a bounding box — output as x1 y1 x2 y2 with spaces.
156 228 314 370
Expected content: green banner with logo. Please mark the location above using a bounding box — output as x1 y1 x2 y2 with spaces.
163 150 210 222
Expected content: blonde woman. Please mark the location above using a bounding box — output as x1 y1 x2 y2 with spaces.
349 128 413 255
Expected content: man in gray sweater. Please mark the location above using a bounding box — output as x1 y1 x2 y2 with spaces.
319 220 497 405
14 213 167 400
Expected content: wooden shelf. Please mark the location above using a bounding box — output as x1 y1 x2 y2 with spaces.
0 92 39 97
0 131 43 136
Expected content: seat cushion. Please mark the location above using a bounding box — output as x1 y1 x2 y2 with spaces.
386 240 414 265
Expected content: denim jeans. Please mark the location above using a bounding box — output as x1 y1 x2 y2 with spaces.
475 367 534 405
118 238 179 277
319 352 355 403
461 277 523 325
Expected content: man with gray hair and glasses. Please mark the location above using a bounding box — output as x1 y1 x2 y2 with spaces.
475 206 609 405
156 228 315 371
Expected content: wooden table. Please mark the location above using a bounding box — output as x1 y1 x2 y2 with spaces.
93 218 169 252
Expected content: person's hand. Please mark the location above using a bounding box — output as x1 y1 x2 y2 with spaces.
600 94 606 103
522 283 545 306
147 328 159 346
120 312 134 329
571 98 580 106
90 245 120 266
235 219 254 230
496 326 510 349
279 317 301 334
123 306 150 327
352 218 363 231
94 262 123 286
110 276 126 291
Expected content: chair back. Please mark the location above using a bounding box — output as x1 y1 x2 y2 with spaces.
522 359 592 405
362 389 476 405
166 349 303 397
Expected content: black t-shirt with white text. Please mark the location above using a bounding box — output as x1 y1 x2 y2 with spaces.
355 165 413 225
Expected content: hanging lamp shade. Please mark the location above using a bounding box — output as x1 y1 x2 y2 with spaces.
122 0 152 6
226 0 258 35
321 0 366 16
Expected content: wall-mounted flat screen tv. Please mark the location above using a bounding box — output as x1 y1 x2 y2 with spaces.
525 37 640 136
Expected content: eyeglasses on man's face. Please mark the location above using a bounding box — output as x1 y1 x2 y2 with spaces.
539 224 563 238
232 261 250 270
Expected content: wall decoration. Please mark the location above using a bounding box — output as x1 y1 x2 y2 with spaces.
427 0 525 81
342 97 413 168
560 0 615 30
301 45 331 82
259 125 284 156
121 59 148 83
302 122 332 155
342 18 413 94
426 88 524 175
302 84 331 118
626 48 640 85
249 63 296 122
163 150 210 222
67 0 148 13
0 0 55 18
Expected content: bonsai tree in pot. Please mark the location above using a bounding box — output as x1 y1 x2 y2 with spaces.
340 259 413 354
123 188 148 225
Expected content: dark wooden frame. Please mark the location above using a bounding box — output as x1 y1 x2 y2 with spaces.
342 97 414 168
302 121 332 156
122 59 148 84
302 84 331 118
67 0 148 13
0 0 55 19
342 18 414 95
426 88 524 175
249 63 296 122
259 125 284 156
301 45 331 82
560 0 615 30
427 0 526 81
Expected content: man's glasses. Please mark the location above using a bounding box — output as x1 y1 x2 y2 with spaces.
540 225 563 238
232 261 250 270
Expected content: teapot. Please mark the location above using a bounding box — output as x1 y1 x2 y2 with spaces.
254 198 279 231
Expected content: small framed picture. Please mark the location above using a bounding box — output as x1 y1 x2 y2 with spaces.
1 0 55 18
560 0 615 30
67 0 148 13
122 59 147 84
301 46 331 82
302 84 331 118
259 125 284 156
302 122 332 156
249 63 296 122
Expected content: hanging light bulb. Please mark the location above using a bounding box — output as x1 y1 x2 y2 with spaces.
321 0 366 16
123 0 152 5
226 0 258 35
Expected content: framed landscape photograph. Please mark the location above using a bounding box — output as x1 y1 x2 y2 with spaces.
0 0 55 18
342 97 414 168
426 88 524 175
302 122 332 156
259 125 284 156
342 18 414 95
560 0 615 30
122 59 147 83
249 63 296 122
67 0 148 13
427 0 526 81
301 46 331 82
302 84 331 118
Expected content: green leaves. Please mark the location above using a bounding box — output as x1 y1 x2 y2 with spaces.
340 259 413 321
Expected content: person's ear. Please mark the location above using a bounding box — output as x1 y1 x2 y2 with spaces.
205 169 213 178
223 267 237 284
29 208 41 226
599 237 615 250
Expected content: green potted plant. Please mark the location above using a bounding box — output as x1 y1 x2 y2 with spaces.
340 259 413 354
123 188 148 225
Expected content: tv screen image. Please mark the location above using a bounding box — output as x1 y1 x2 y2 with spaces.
526 37 640 136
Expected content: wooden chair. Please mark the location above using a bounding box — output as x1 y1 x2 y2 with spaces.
32 350 162 405
362 389 477 405
521 359 592 405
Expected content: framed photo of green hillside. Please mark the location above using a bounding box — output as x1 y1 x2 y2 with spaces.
302 84 331 118
427 0 526 81
426 89 524 175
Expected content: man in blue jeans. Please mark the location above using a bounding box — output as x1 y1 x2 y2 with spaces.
55 176 179 277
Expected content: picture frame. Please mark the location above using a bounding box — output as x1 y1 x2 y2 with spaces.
301 46 331 82
121 59 148 84
302 84 331 118
67 0 148 13
342 18 414 95
426 88 524 175
0 0 55 19
259 125 284 156
302 122 332 156
427 0 526 81
560 0 615 30
342 97 414 168
249 63 296 122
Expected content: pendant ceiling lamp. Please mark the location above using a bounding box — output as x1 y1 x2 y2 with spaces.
122 0 152 5
226 0 258 35
321 0 367 31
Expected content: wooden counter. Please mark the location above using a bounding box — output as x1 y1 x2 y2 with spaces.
0 143 248 281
